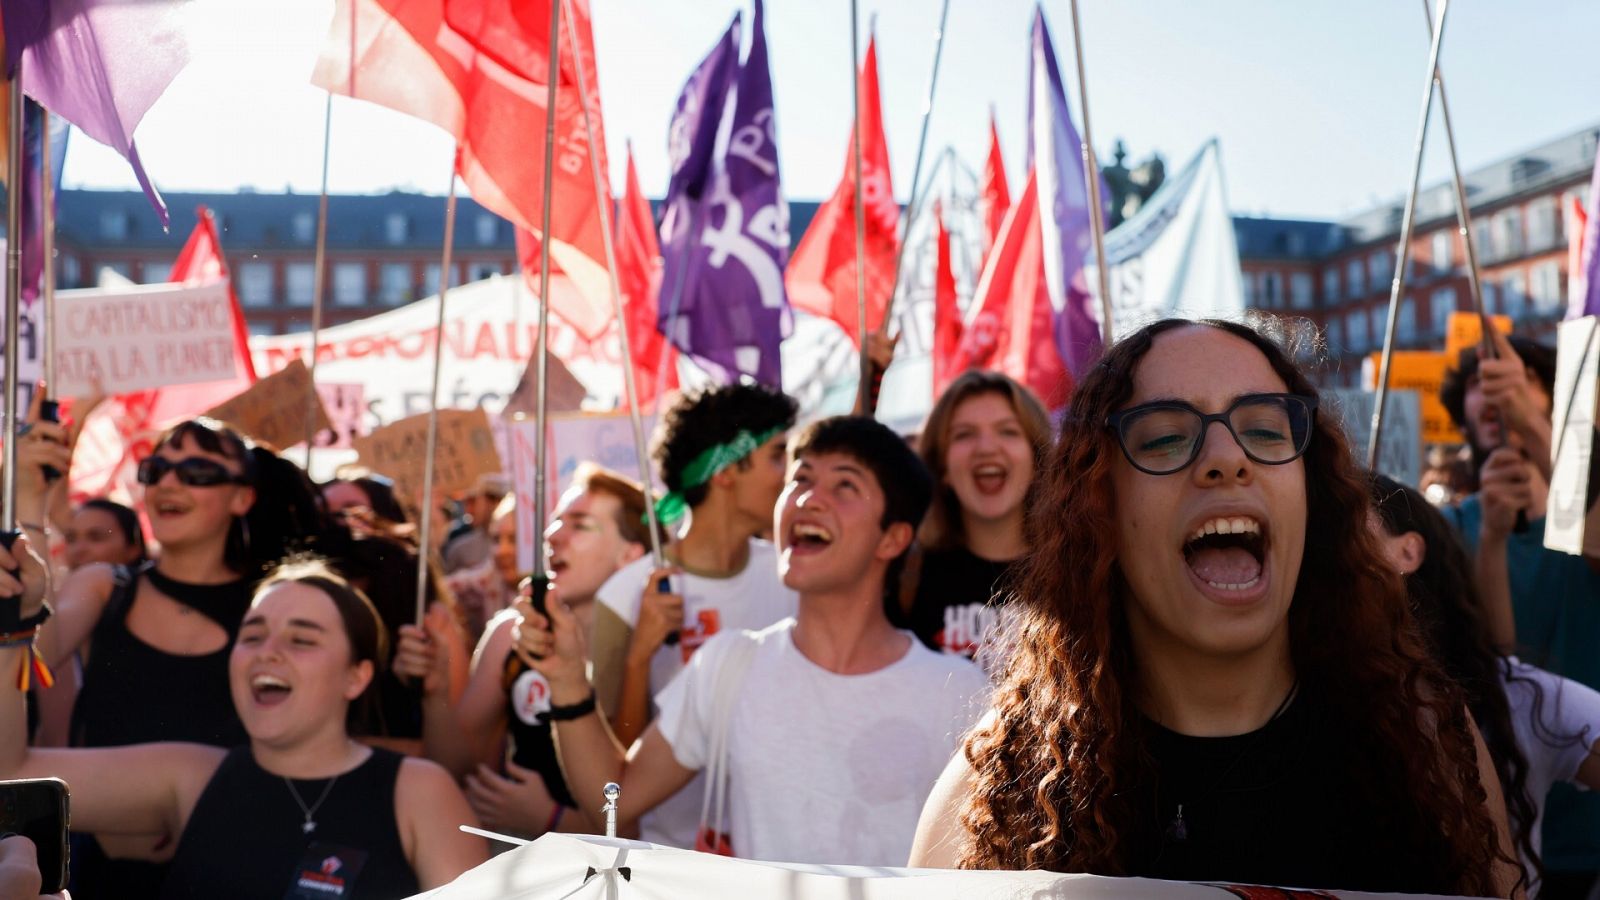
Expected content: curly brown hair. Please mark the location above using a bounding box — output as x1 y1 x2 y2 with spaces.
958 318 1508 894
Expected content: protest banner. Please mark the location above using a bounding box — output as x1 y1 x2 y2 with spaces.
314 383 367 450
204 359 331 451
1323 388 1423 487
53 281 238 396
1442 312 1512 369
353 407 502 507
1363 351 1456 445
1546 316 1600 557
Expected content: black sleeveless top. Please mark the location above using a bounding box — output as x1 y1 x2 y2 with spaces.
161 747 419 900
1118 685 1454 892
504 650 577 809
69 564 253 900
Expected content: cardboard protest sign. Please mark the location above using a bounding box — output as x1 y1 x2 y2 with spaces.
313 383 367 450
1322 388 1423 487
53 281 238 396
1443 312 1513 368
1546 317 1600 557
1363 352 1456 445
204 359 331 451
353 407 503 506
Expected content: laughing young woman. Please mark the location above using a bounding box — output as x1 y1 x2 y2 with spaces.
909 319 1519 896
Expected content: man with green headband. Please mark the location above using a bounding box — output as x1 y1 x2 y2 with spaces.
587 383 800 849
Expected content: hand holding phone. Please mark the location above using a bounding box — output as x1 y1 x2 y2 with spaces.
0 778 69 894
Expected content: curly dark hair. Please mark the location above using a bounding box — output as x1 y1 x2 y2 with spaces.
1371 473 1539 892
959 319 1508 895
1439 336 1557 436
651 383 797 510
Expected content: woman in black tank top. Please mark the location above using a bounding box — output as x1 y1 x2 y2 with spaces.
0 557 487 897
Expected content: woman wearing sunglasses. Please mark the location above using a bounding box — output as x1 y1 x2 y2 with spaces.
909 319 1519 895
15 416 326 899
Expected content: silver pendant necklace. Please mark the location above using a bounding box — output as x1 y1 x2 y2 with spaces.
283 774 341 835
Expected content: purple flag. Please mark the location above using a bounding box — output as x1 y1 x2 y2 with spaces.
658 0 791 387
1 0 190 224
1028 5 1107 378
18 100 68 306
1576 140 1600 320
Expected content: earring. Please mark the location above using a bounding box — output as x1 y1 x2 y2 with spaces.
238 516 252 553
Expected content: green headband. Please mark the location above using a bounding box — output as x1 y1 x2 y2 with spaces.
654 425 785 525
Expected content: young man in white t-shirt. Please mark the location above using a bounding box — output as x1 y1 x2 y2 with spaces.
586 383 800 846
520 416 990 867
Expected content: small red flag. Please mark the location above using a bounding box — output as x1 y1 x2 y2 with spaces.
615 147 677 407
980 110 1011 266
930 202 963 398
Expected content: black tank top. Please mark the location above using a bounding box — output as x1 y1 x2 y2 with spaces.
161 747 419 900
69 564 253 900
504 650 577 809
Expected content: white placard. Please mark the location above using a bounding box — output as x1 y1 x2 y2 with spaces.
53 280 238 396
1546 317 1600 556
1322 388 1423 488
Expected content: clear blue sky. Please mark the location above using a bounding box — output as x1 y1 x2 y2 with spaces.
61 0 1600 223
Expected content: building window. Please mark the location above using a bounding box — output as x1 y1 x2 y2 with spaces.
1502 272 1527 320
143 262 172 284
1346 259 1365 298
475 214 498 245
1346 309 1367 352
1530 260 1561 314
60 255 80 289
1369 305 1385 346
1495 208 1523 259
99 210 128 241
248 322 277 337
379 263 412 306
1369 250 1392 287
467 261 501 283
385 213 409 245
1431 287 1456 336
1290 273 1313 310
1482 281 1499 315
1472 220 1495 264
423 263 461 294
238 262 274 307
1430 231 1452 273
285 262 315 307
1323 269 1341 305
1242 273 1258 308
293 212 316 243
1527 197 1558 253
333 263 367 307
1325 318 1343 354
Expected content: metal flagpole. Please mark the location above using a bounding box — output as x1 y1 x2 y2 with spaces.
303 93 334 463
1067 0 1113 348
1368 0 1450 469
850 0 871 414
563 0 664 567
413 165 458 626
3 78 23 530
40 110 54 396
880 0 952 343
531 0 563 596
1420 0 1486 335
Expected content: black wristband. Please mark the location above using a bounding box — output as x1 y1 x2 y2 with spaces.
545 691 597 722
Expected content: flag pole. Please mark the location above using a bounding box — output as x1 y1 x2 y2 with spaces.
303 92 334 463
1368 0 1450 469
413 164 459 626
532 0 563 586
849 0 872 414
1421 0 1487 340
3 77 23 530
881 0 952 346
1067 0 1113 348
562 0 665 568
40 109 55 397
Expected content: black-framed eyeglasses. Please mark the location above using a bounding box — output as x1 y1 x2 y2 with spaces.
136 456 251 488
1105 393 1318 476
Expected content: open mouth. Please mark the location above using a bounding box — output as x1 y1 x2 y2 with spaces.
150 500 190 519
971 463 1008 496
250 673 292 707
1182 516 1267 594
788 522 834 553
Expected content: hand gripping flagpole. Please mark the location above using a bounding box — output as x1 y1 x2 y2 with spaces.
1068 0 1113 348
1368 0 1450 470
562 0 664 567
3 76 23 530
413 164 459 627
303 93 335 463
849 0 871 414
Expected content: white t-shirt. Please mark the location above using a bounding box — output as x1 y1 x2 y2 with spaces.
1501 657 1600 879
654 618 990 867
595 539 797 847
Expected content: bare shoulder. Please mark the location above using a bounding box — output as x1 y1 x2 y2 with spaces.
396 755 460 800
908 745 978 869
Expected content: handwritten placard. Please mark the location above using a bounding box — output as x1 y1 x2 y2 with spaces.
53 281 239 396
353 407 503 506
1443 312 1513 368
313 383 367 450
1546 317 1600 557
1363 352 1456 445
204 359 331 451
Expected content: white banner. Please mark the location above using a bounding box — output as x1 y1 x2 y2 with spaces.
1547 316 1600 556
54 281 237 396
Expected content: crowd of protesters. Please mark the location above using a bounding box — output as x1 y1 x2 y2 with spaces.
0 315 1596 898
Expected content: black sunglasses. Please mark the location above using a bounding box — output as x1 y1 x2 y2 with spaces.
1105 393 1318 476
136 456 251 488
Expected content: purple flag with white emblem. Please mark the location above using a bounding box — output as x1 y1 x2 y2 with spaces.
1027 5 1106 379
658 0 791 387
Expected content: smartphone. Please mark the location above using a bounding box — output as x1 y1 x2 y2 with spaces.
38 399 61 483
0 777 69 893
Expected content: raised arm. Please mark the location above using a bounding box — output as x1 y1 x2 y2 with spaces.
1476 447 1531 654
602 568 682 746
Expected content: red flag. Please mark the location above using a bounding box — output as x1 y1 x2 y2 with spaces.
961 169 1069 407
314 0 615 339
616 146 677 407
980 110 1010 265
930 202 962 398
785 36 898 344
1570 194 1589 316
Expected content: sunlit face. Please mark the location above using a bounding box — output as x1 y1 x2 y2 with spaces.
322 480 371 516
726 433 789 534
1462 367 1551 454
64 506 141 570
942 392 1034 527
775 451 906 594
142 435 255 552
544 488 644 600
230 581 372 748
1111 327 1307 663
